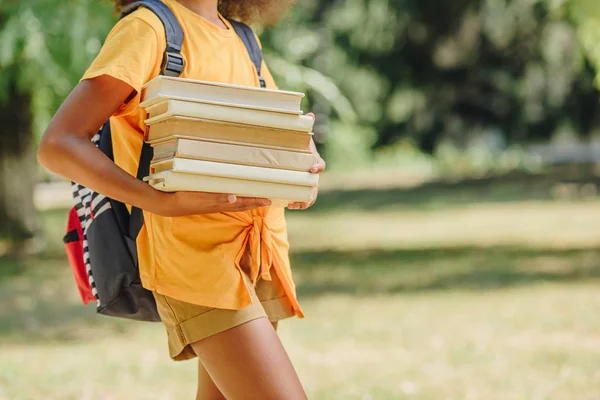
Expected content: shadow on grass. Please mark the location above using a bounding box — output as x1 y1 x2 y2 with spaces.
292 246 600 297
0 255 131 344
0 256 25 282
1 246 599 343
312 166 600 213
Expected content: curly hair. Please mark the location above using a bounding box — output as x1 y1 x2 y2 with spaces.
111 0 294 26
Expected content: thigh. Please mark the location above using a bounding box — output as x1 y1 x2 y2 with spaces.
196 360 225 400
191 317 306 400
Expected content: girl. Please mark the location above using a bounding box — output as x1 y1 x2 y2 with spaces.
37 0 325 399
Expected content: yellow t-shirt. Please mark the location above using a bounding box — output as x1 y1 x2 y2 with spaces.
82 0 303 317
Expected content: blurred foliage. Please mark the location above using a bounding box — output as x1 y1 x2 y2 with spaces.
262 0 600 170
0 0 114 136
2 0 600 172
570 0 600 85
0 0 115 243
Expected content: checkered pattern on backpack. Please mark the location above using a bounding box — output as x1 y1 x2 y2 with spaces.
69 133 108 305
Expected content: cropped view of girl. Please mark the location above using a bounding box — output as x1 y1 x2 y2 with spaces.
37 0 325 399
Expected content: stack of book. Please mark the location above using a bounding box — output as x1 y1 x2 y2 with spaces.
140 76 318 206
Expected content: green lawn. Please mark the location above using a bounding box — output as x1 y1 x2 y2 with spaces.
2 171 600 399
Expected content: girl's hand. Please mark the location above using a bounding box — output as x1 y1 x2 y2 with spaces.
152 191 271 217
288 113 326 210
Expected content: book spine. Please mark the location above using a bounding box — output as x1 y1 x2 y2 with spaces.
147 90 299 113
147 130 313 154
140 82 158 105
171 158 319 187
151 172 314 202
152 151 176 163
168 141 317 172
146 100 314 132
144 125 151 142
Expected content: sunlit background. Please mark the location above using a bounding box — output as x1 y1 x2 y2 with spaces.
2 0 600 398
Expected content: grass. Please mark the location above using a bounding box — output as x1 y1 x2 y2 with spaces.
2 170 600 399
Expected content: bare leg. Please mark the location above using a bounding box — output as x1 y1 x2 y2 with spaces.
195 320 280 399
191 317 306 400
196 359 226 400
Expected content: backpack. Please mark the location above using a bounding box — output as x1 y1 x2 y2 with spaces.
62 0 267 322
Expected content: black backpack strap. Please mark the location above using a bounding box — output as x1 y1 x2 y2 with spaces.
128 141 153 240
121 0 185 77
121 0 184 239
228 19 266 88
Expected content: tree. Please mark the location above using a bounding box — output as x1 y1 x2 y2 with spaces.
0 0 114 252
264 0 600 167
2 0 600 252
570 0 600 81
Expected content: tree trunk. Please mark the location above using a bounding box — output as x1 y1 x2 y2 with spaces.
0 83 39 253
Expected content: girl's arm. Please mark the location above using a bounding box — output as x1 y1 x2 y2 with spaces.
38 75 271 216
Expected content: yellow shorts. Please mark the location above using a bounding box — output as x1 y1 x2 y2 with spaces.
153 249 296 361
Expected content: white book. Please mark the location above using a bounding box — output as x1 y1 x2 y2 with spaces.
141 76 304 113
142 95 302 115
144 99 315 133
151 139 317 172
147 171 315 204
151 158 319 187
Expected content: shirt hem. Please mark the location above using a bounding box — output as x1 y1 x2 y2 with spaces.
145 278 254 311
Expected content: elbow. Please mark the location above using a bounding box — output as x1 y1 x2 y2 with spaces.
37 132 64 172
36 135 54 170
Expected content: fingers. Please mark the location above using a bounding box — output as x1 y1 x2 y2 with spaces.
288 188 318 210
304 117 326 174
232 197 272 209
189 193 270 213
216 196 271 212
287 202 304 210
213 193 237 204
288 202 311 210
204 193 268 207
310 156 326 174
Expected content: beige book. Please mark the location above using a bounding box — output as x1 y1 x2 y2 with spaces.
141 76 304 113
150 139 317 172
145 117 313 153
144 98 315 133
146 171 315 203
149 158 319 187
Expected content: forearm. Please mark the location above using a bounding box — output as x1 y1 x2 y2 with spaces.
38 134 160 211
